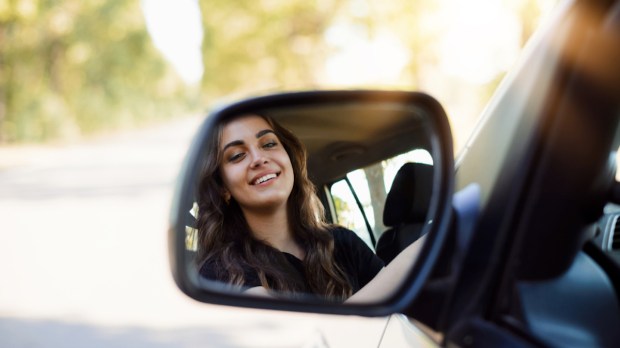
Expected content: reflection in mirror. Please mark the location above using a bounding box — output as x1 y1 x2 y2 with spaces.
184 100 437 304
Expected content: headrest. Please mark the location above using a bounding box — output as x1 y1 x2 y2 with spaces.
383 162 434 226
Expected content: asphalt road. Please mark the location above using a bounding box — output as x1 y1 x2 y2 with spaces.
0 116 387 348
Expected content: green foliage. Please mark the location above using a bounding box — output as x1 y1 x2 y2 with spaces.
0 0 556 143
198 0 348 98
0 0 191 143
196 0 558 117
332 195 350 225
196 0 451 97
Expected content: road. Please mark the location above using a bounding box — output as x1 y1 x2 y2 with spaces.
0 116 387 348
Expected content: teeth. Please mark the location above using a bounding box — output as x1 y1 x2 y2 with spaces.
255 173 277 185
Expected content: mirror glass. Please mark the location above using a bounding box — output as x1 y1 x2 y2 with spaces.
179 95 443 305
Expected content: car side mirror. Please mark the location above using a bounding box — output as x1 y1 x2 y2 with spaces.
168 90 454 316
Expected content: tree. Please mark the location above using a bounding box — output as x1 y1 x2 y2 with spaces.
0 0 190 143
197 0 348 99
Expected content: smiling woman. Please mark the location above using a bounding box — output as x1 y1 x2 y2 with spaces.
195 113 385 302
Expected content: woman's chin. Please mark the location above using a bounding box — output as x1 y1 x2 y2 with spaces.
240 197 289 213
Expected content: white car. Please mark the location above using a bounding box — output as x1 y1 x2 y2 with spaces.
170 0 620 346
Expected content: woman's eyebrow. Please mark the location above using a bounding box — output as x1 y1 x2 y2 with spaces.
222 129 274 151
222 140 244 152
256 129 275 138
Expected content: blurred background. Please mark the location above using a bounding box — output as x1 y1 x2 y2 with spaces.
0 0 557 347
0 0 558 148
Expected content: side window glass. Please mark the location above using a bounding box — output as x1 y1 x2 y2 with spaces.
331 177 374 249
329 149 433 250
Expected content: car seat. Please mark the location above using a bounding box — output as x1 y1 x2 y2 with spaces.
376 162 433 265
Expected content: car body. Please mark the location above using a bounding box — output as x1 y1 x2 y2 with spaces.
170 0 620 346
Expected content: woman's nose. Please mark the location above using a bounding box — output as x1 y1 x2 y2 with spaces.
250 151 268 168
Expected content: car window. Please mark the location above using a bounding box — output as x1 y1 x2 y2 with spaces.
329 149 433 249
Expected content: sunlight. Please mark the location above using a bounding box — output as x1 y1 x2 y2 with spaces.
322 23 410 86
438 0 522 84
141 0 204 84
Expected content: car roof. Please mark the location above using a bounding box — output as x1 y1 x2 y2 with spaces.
262 101 433 184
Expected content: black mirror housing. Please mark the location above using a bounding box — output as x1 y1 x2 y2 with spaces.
168 90 454 316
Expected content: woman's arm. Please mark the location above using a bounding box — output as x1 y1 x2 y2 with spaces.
346 235 426 303
243 235 425 303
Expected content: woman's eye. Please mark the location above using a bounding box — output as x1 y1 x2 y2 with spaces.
228 153 245 162
263 141 277 149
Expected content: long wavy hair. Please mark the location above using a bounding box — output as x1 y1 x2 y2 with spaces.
195 113 352 300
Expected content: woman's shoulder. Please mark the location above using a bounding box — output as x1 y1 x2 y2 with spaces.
328 225 354 235
327 225 385 292
327 225 366 248
328 225 353 238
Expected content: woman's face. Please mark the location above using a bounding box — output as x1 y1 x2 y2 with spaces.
219 115 294 214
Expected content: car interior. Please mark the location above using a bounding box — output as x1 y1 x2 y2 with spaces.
594 203 620 268
376 162 434 265
259 100 437 261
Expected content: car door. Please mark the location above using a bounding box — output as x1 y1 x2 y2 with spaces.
412 0 620 346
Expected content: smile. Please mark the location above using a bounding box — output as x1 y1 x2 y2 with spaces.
252 173 279 185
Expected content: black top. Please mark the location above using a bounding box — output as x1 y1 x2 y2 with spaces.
199 226 385 296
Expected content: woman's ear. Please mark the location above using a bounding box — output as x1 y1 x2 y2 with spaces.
222 190 231 205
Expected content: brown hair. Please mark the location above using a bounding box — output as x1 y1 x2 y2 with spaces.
195 114 352 300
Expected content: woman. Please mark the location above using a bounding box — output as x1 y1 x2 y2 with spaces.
196 113 421 302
